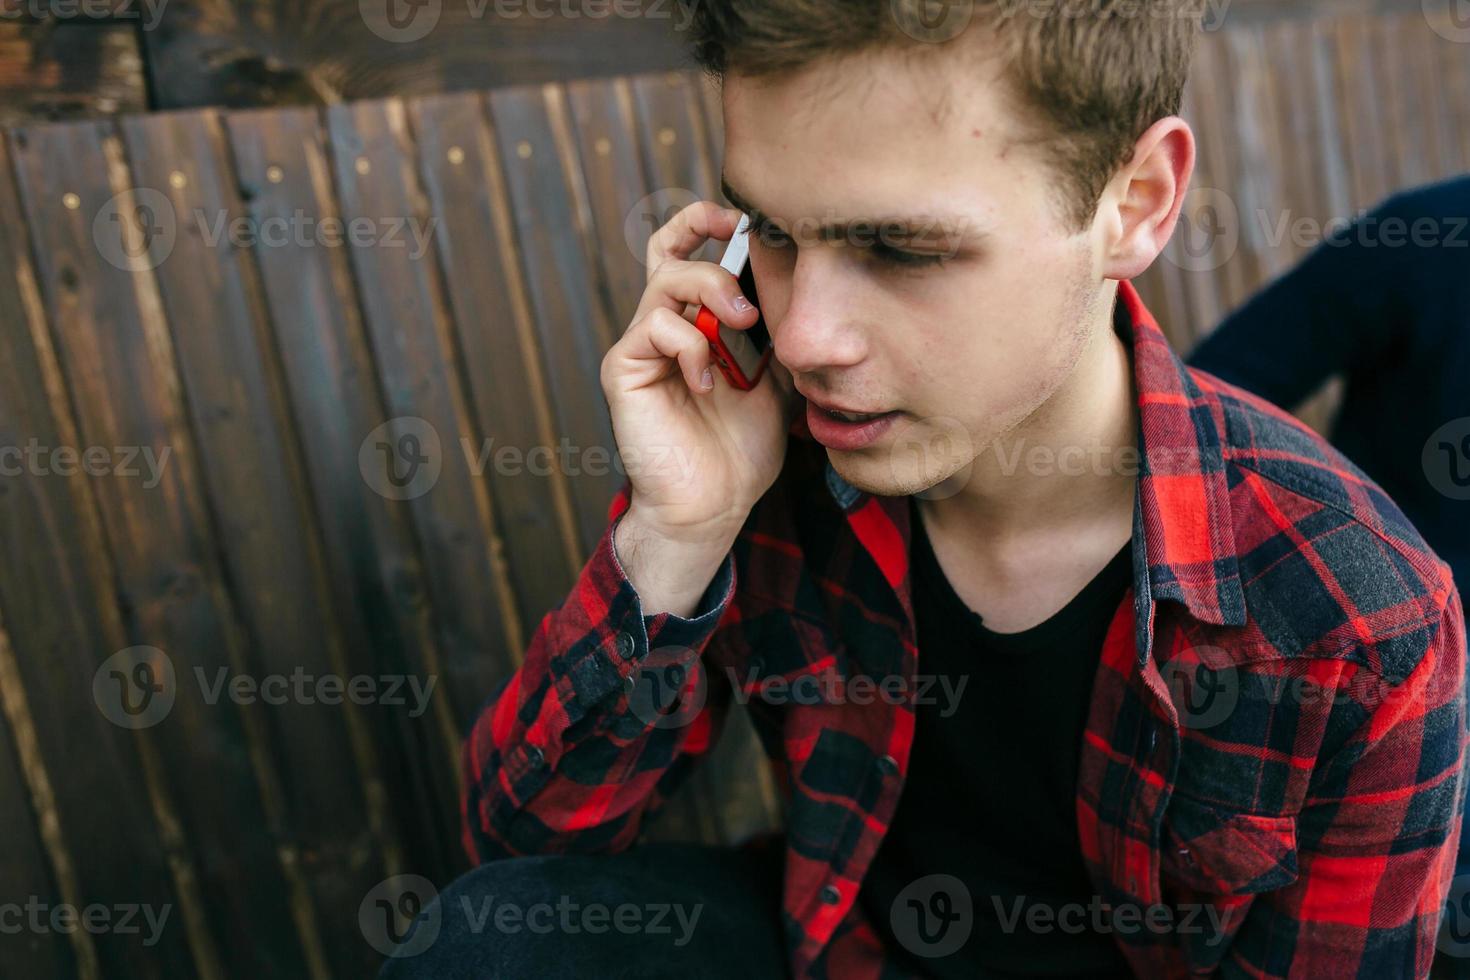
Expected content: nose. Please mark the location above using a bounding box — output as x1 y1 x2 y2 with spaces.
769 253 867 376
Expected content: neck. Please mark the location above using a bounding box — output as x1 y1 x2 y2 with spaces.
920 288 1139 546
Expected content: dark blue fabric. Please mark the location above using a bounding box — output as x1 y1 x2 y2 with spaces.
376 840 788 979
1186 174 1470 606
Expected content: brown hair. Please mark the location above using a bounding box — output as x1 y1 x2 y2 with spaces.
685 0 1200 230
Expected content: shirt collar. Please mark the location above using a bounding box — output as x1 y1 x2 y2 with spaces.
797 279 1247 664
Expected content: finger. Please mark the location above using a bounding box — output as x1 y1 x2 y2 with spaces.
633 258 758 330
646 202 743 280
620 307 716 394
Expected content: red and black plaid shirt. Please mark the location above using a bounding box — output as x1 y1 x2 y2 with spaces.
463 280 1468 978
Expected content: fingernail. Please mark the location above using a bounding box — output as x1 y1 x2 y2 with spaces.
731 295 754 313
700 367 714 389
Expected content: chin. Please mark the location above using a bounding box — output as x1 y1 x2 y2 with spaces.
826 446 973 500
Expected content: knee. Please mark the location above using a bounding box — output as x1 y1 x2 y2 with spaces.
374 853 693 980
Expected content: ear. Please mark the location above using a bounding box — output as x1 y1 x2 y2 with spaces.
1097 116 1195 281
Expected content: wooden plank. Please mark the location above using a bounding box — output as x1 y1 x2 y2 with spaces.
1169 35 1234 338
1373 11 1427 190
631 70 723 266
485 83 625 557
1425 6 1470 173
0 677 77 980
1330 13 1398 209
566 74 656 336
118 107 399 979
325 96 521 727
408 91 584 625
0 128 215 980
8 117 310 976
223 105 465 884
143 0 692 111
0 22 146 126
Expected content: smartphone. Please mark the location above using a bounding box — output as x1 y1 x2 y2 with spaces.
694 213 772 390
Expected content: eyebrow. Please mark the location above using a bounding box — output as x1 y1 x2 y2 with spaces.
720 173 987 249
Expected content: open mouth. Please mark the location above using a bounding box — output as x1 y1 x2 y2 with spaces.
821 407 891 423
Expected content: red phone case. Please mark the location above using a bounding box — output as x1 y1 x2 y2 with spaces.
693 214 772 390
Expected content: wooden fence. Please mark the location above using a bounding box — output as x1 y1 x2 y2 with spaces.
0 3 1467 977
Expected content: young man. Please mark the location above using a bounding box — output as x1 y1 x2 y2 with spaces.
385 3 1467 977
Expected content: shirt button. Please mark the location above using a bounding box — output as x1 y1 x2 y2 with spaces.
526 744 545 767
875 755 899 777
615 632 636 660
819 884 841 905
623 671 637 695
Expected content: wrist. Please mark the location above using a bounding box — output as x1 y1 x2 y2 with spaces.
614 507 739 619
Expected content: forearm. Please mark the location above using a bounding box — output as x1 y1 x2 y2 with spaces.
460 500 737 862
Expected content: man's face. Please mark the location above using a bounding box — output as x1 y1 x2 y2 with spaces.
722 48 1114 498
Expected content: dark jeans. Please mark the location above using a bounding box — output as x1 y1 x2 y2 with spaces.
377 840 789 979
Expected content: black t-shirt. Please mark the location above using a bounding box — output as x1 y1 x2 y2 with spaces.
859 496 1136 978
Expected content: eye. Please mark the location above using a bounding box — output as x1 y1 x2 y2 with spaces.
869 243 947 269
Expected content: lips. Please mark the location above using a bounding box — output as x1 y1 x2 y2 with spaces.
803 400 902 451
